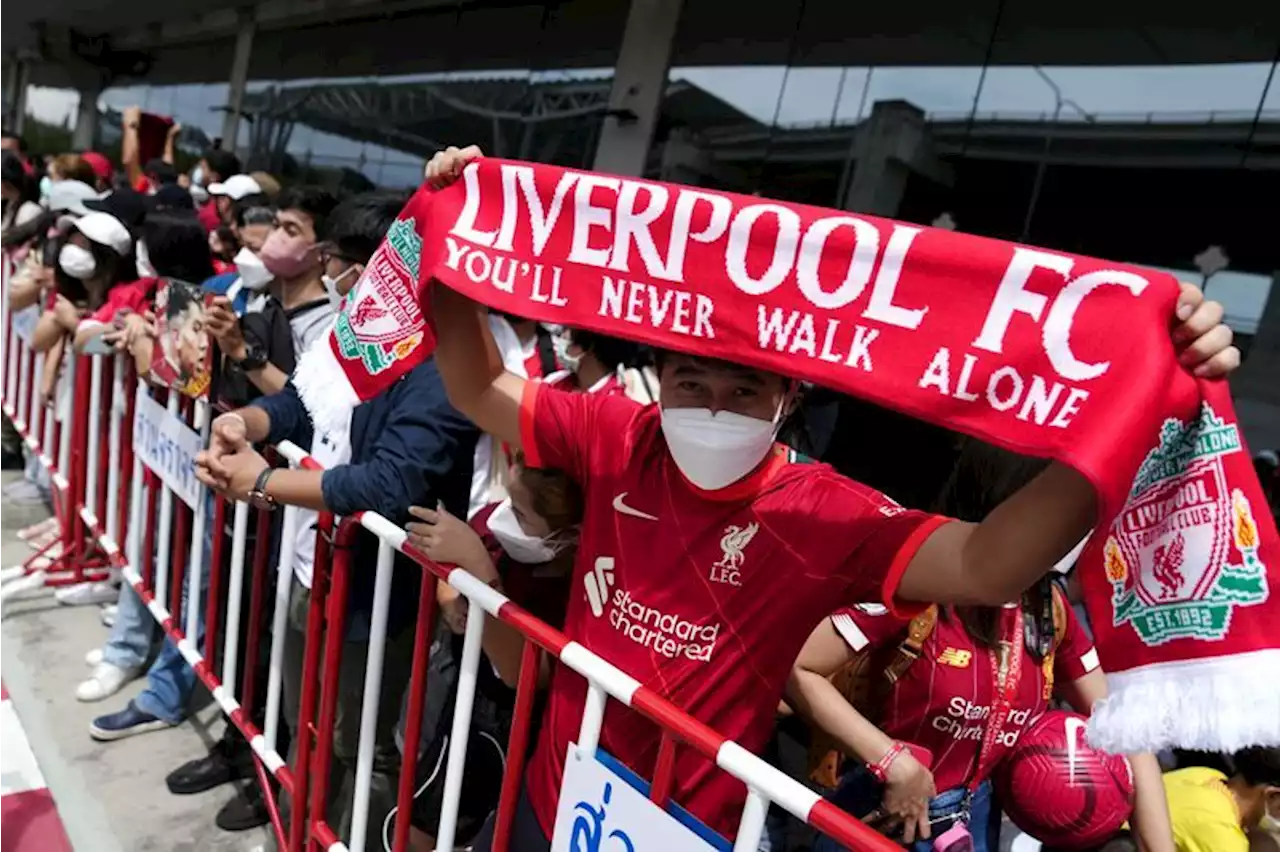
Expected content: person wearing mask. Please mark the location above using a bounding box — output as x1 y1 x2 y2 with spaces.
206 174 263 228
406 145 1242 851
788 441 1175 852
1164 747 1280 852
546 328 636 396
230 195 275 253
192 191 479 848
31 211 136 355
204 186 336 398
2 151 42 234
399 455 580 851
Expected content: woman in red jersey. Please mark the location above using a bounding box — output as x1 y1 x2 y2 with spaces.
790 442 1175 852
202 145 1239 852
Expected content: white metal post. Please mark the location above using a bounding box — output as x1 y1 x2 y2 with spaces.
348 539 396 852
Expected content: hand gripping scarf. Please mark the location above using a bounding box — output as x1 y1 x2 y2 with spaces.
296 159 1279 753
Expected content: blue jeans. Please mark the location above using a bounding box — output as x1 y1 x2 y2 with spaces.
812 765 999 852
104 495 214 724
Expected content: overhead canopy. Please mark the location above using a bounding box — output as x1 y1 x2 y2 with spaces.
14 0 1280 88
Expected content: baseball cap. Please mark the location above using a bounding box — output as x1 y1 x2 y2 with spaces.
47 180 102 216
207 174 263 200
72 212 134 256
79 151 114 181
85 188 148 229
147 183 195 212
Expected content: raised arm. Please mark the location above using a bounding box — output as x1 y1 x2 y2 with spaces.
900 283 1240 606
426 146 525 449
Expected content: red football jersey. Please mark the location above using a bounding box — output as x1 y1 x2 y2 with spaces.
830 600 1099 793
519 383 947 838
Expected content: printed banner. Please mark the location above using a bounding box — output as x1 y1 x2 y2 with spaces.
132 385 204 510
551 744 727 852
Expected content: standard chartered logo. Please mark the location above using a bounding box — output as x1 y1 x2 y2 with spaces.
583 557 721 662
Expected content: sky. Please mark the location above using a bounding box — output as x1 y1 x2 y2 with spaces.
20 62 1276 325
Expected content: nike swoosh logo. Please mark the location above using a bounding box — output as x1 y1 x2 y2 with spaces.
612 492 658 521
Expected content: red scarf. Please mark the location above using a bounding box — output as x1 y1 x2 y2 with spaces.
295 159 1279 753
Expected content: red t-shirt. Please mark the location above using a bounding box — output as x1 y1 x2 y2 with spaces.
519 383 947 838
830 600 1099 793
197 200 221 234
78 278 156 328
543 369 628 397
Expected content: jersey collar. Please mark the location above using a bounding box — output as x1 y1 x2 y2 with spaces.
668 443 789 502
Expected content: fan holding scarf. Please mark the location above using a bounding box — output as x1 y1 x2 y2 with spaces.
223 146 1276 847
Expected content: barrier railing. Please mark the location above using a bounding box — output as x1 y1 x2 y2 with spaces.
1 267 896 852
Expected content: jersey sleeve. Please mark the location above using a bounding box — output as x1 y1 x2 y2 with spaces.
838 497 950 618
518 380 641 484
1052 601 1100 682
829 603 912 652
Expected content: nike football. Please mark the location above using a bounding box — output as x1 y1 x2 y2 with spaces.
994 710 1135 848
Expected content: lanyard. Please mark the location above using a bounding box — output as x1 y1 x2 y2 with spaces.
968 606 1025 793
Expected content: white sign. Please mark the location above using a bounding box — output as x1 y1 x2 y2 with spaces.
551 744 725 852
132 386 204 510
10 305 39 345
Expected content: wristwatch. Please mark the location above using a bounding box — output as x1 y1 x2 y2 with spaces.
235 343 269 372
248 468 276 510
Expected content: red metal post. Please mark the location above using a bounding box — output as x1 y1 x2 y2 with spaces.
650 733 678 805
203 494 228 668
390 561 440 852
493 640 541 852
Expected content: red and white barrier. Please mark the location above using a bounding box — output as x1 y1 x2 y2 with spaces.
1 255 896 852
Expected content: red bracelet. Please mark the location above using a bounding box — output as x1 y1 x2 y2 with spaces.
868 741 907 783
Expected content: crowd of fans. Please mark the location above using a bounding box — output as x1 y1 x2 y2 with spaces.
2 127 1278 852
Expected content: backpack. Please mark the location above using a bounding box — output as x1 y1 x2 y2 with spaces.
805 585 1069 788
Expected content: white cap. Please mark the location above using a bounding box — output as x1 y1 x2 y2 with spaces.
47 180 102 216
72 212 134 257
206 174 263 200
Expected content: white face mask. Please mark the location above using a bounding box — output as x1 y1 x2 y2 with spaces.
488 499 561 564
59 243 97 280
321 266 359 311
191 165 205 187
553 334 582 373
661 398 785 491
234 247 273 291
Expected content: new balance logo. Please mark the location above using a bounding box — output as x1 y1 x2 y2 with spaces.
937 647 972 668
584 557 615 617
612 493 658 522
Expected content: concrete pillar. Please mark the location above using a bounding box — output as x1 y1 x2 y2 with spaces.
5 60 31 134
842 100 952 218
221 19 256 153
71 82 101 150
592 0 684 177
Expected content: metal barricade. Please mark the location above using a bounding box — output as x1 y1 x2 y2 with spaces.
0 269 895 851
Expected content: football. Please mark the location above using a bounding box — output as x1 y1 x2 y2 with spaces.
994 710 1135 848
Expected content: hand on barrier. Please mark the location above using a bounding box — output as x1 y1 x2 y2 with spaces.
424 145 483 190
406 504 493 579
52 294 81 332
196 443 268 502
196 413 251 491
204 297 246 361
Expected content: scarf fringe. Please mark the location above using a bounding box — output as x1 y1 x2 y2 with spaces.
293 338 358 437
1088 649 1280 753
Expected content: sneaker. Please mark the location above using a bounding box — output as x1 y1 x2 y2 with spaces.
76 662 140 702
215 782 270 832
100 603 117 628
166 738 251 795
0 565 26 584
1 570 48 607
85 647 104 667
89 701 175 741
55 580 119 607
